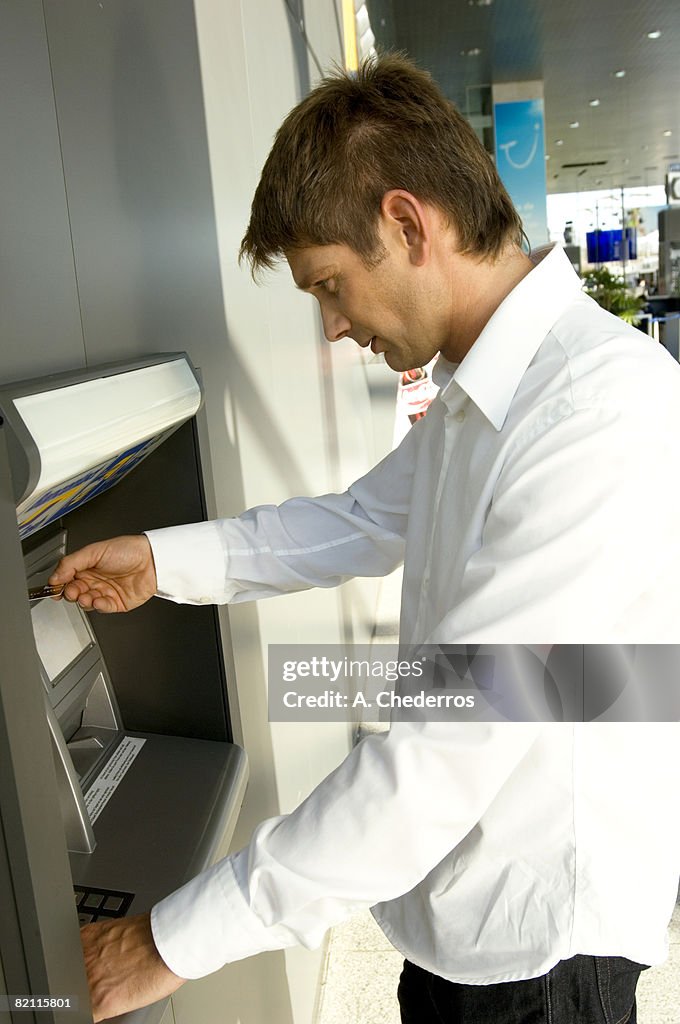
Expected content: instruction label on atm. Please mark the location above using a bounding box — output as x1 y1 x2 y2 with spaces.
85 736 146 825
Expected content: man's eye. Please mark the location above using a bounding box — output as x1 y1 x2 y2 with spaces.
324 278 338 295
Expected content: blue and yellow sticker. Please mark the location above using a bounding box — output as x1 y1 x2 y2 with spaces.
18 434 165 540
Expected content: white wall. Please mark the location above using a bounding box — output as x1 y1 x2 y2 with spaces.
189 3 383 1020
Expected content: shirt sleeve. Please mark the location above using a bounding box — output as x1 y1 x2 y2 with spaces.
150 719 541 979
144 419 423 605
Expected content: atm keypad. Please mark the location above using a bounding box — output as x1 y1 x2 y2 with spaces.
74 885 134 925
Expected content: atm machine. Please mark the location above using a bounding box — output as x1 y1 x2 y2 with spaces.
0 354 248 1024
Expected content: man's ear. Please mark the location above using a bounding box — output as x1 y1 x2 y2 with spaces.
380 190 430 266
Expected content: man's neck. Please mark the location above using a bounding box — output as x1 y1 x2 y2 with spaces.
439 247 535 364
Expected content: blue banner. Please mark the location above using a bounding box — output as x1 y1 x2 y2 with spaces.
494 98 548 247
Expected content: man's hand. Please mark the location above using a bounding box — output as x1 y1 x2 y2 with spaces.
81 913 185 1022
49 535 157 613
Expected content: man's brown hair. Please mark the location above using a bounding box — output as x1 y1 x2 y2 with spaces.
240 53 525 273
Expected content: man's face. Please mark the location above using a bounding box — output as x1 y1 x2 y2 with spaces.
287 239 442 372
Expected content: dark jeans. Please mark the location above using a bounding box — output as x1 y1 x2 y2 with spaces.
398 956 648 1024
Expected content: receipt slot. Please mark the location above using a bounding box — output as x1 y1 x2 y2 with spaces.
0 355 247 1024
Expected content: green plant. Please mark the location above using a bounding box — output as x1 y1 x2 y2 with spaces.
581 267 646 325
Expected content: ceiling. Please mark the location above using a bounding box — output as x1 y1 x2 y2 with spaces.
365 0 680 195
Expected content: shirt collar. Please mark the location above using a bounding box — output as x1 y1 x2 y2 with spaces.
433 244 584 431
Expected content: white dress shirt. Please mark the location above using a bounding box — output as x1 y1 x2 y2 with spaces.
147 246 680 983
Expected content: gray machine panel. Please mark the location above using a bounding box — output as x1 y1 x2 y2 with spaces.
70 735 247 912
1 359 248 1023
0 424 91 1024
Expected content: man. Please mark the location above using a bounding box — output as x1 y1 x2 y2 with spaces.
51 55 680 1023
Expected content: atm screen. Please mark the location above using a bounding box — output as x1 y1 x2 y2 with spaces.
30 597 93 683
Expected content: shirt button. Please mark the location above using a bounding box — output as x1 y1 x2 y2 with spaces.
455 409 465 422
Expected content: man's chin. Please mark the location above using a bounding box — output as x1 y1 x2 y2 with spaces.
384 351 420 373
382 349 404 371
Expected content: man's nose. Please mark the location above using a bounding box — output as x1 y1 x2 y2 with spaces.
320 306 352 343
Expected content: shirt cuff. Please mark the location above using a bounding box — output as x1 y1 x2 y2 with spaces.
150 849 292 979
145 521 236 605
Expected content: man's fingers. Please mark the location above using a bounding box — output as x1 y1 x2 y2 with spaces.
49 543 106 585
61 579 122 613
62 579 90 602
91 595 120 614
62 581 99 609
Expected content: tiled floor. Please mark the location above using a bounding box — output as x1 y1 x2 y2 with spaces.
317 569 680 1024
316 912 402 1024
637 898 680 1023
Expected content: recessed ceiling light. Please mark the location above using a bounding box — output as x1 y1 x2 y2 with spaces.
460 47 482 56
663 130 673 137
569 121 580 128
613 69 626 78
589 99 600 107
555 139 564 146
647 30 661 39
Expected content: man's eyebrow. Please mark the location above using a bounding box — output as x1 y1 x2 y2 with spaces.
295 267 336 291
